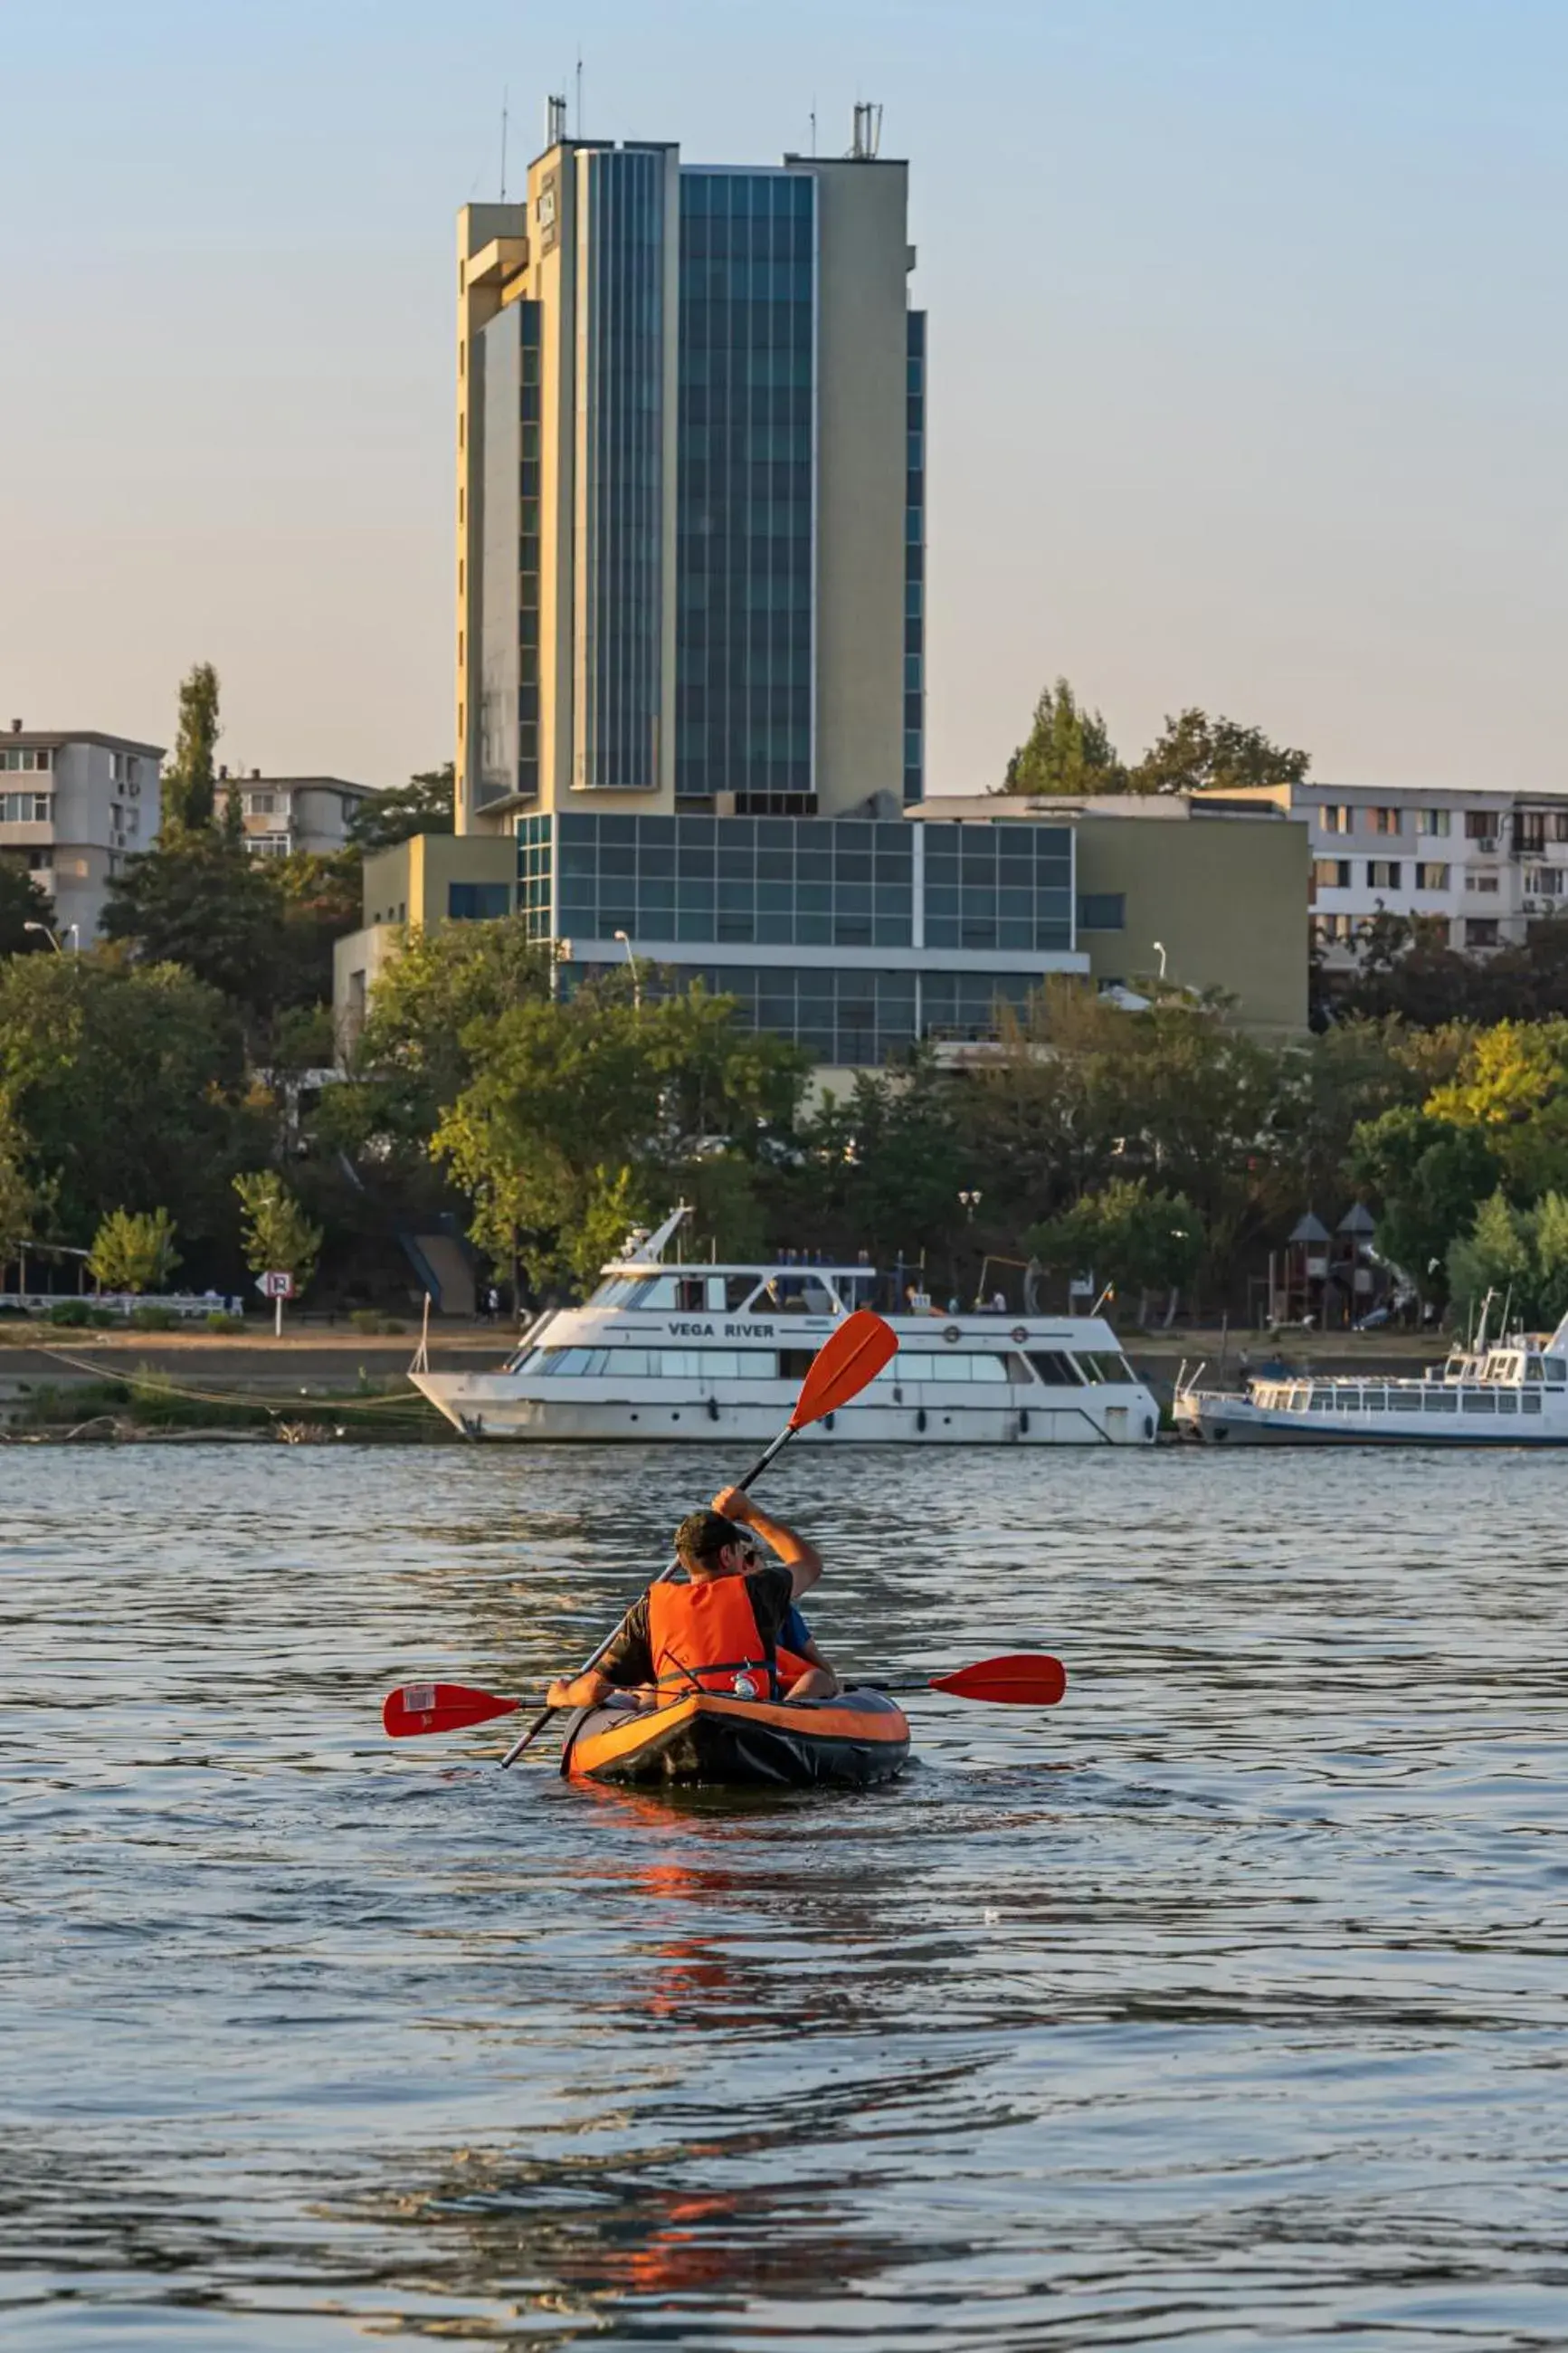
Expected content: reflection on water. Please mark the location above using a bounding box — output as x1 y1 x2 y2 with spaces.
4 1444 1567 2348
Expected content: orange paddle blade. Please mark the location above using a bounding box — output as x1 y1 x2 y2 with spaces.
789 1309 898 1427
383 1681 521 1738
928 1653 1067 1706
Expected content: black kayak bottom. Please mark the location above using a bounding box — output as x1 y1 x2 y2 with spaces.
562 1689 911 1791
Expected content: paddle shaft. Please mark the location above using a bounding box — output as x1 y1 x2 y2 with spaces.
497 1422 796 1768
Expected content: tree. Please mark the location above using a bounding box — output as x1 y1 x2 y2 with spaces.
0 862 56 957
1023 1179 1202 1318
233 1172 322 1292
432 984 808 1289
1003 679 1124 796
793 1054 966 1267
1130 707 1310 796
0 952 260 1257
1346 1105 1500 1304
1423 1019 1568 1197
162 662 222 832
0 1098 38 1248
102 824 290 1025
1444 1188 1566 1326
347 764 455 853
87 1206 180 1294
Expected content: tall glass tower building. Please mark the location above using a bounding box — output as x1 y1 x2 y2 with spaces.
455 114 921 832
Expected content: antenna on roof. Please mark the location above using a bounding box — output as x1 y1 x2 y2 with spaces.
499 85 508 199
810 97 817 157
575 50 584 137
850 100 883 158
546 91 567 146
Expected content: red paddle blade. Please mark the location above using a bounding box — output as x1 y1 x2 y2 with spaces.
383 1681 521 1739
929 1653 1067 1706
790 1310 898 1427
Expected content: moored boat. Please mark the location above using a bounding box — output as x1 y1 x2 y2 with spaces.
413 1205 1158 1447
1174 1298 1568 1445
560 1688 911 1790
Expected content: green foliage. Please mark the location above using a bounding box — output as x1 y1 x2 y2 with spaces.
347 765 455 853
1445 1188 1568 1327
162 662 222 832
275 850 364 1014
0 861 56 957
1024 1178 1202 1309
1318 913 1568 1031
233 1172 323 1291
102 824 290 1022
0 952 259 1253
87 1205 181 1293
1003 679 1124 796
0 1097 38 1245
206 1310 245 1332
1132 708 1311 795
1346 1106 1500 1300
794 1055 965 1263
432 983 808 1287
44 1298 93 1327
128 1303 180 1330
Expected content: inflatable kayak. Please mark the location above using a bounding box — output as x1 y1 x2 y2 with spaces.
560 1688 910 1791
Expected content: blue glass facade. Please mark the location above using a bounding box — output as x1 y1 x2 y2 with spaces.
675 170 816 808
476 299 541 808
578 148 667 789
905 311 926 805
516 812 1076 1059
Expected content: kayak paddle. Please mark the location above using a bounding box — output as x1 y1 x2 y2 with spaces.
494 1308 899 1767
382 1652 1066 1740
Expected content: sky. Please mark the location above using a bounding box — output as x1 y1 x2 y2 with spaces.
4 0 1567 795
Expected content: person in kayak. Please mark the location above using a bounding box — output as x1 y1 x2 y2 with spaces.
545 1488 841 1712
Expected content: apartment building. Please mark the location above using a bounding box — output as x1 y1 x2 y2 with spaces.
455 102 920 832
1210 781 1568 960
230 771 378 858
0 722 163 939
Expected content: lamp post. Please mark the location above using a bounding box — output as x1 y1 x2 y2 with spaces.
613 928 641 1011
958 1188 983 1224
1152 939 1169 983
24 920 76 955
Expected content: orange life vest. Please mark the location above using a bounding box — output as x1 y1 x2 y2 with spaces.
647 1577 813 1701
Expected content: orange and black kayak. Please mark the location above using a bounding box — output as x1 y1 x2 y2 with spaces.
560 1688 911 1791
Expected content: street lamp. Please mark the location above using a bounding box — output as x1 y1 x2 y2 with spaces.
24 920 76 955
613 928 641 1011
958 1188 983 1223
1152 940 1169 982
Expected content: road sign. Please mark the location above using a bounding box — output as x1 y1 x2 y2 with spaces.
256 1270 296 1300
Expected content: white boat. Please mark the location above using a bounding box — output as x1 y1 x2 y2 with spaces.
1174 1297 1568 1445
412 1207 1159 1445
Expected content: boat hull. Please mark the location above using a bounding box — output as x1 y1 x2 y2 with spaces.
1177 1394 1568 1445
412 1377 1155 1447
561 1689 911 1790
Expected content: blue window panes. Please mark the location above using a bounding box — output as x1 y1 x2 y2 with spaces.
637 815 676 843
600 842 636 875
755 910 794 944
998 888 1034 919
833 881 872 914
756 850 793 880
637 882 675 918
557 814 595 841
794 910 831 945
795 881 831 913
677 847 716 878
677 879 716 910
717 848 755 881
679 817 716 844
559 893 595 929
756 881 793 911
925 885 959 919
716 910 755 943
796 968 833 1003
996 918 1032 948
756 819 795 849
1077 894 1126 931
676 909 717 943
873 914 912 946
834 824 872 850
639 845 675 877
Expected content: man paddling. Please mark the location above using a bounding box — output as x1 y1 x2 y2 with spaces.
546 1488 841 1713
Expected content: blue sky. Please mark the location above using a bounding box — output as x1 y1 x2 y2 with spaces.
4 0 1566 793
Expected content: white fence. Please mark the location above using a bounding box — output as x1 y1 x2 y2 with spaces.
0 1291 245 1321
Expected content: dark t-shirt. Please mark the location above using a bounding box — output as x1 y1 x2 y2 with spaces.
597 1565 794 1686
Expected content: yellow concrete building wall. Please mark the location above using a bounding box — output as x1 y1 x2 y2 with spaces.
360 834 517 929
1074 812 1310 1035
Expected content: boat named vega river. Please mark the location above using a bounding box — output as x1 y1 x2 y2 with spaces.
413 1208 1158 1446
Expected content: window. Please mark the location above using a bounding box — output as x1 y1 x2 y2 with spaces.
1320 805 1353 834
1312 859 1351 890
1077 1351 1136 1386
1415 862 1449 891
1466 918 1500 948
1526 868 1564 897
1027 1351 1084 1386
1 747 52 772
1312 912 1355 944
1369 807 1402 835
1516 815 1546 853
1467 872 1499 895
447 881 512 919
1076 892 1125 931
1420 809 1451 837
247 792 276 814
1464 810 1500 841
0 792 51 823
1366 860 1402 890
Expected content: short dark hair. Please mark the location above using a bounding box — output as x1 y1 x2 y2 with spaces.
674 1508 743 1567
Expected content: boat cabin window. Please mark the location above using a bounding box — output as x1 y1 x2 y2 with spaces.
1525 1358 1544 1382
1523 1391 1544 1413
1029 1350 1084 1386
1309 1387 1333 1410
586 1276 645 1307
531 1346 778 1380
755 1272 841 1316
1461 1389 1497 1413
1546 1358 1567 1386
892 1352 1012 1383
726 1274 762 1311
1425 1388 1458 1411
1075 1351 1136 1386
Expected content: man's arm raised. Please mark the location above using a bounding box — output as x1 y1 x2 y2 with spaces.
713 1485 822 1601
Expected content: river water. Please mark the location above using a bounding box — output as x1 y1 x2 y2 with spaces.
4 1443 1565 2350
